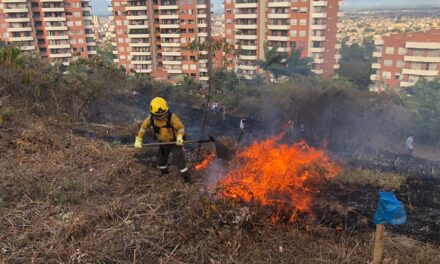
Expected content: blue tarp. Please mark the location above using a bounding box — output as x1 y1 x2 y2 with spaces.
374 192 407 225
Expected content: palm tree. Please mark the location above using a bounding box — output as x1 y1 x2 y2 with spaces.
0 46 21 66
278 49 314 78
256 47 286 82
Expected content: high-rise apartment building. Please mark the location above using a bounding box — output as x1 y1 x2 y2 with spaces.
109 0 213 83
370 30 440 91
224 0 342 79
0 0 96 65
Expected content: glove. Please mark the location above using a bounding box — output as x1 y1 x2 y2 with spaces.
134 136 143 149
176 135 184 146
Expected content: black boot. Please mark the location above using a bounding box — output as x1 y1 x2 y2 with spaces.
181 171 191 183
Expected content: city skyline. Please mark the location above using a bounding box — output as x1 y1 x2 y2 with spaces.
91 0 439 16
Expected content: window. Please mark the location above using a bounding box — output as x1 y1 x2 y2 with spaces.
428 50 439 57
181 38 186 43
291 8 298 13
116 20 122 25
411 62 422 70
183 64 188 70
299 19 306 26
74 12 81 17
119 47 125 52
300 7 307 13
299 30 306 37
226 19 231 24
70 39 76 44
78 39 84 44
190 64 196 70
428 63 438 70
398 48 406 55
385 47 394 54
384 60 393 67
382 71 391 79
397 60 405 68
67 21 74 26
291 19 297 25
120 55 126 59
413 49 424 56
290 30 297 37
75 21 82 26
73 2 79 8
395 74 402 80
226 29 231 34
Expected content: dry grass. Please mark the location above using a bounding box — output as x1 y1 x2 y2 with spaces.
336 168 406 190
0 115 439 263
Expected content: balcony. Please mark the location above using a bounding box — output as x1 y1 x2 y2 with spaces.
161 33 180 38
235 34 257 40
45 26 68 31
162 51 181 56
312 1 328 6
197 23 207 28
267 25 289 30
311 13 327 18
127 24 147 29
404 56 440 63
237 45 257 50
8 36 33 41
44 16 67 22
163 60 181 65
406 42 440 49
235 3 258 8
20 45 36 51
310 47 325 53
372 63 381 69
7 27 32 32
126 5 148 11
333 64 340 69
132 60 152 65
372 51 382 58
48 44 70 49
268 46 289 52
314 58 324 64
159 24 179 29
311 36 325 41
166 69 183 74
236 24 258 30
312 69 324 75
128 34 150 38
374 39 384 45
402 68 439 77
5 17 30 23
131 51 151 56
199 76 209 81
88 50 97 55
400 81 416 87
129 42 150 47
268 1 290 7
161 42 180 47
158 14 179 20
49 53 72 58
136 68 152 73
3 0 27 2
127 15 148 20
197 13 207 18
370 74 379 81
4 8 28 13
238 64 257 70
158 5 178 10
235 13 258 19
267 35 289 41
268 13 289 19
239 55 257 60
47 35 69 40
41 7 65 12
196 4 207 9
311 24 326 30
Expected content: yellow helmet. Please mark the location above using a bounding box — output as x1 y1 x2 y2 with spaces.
150 97 169 115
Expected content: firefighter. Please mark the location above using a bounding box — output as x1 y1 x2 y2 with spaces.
134 97 190 183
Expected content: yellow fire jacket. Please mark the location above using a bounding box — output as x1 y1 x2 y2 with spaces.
137 113 185 142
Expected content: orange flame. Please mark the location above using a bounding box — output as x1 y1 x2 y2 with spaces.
215 135 341 221
195 152 216 171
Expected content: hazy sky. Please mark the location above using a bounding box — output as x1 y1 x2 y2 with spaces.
91 0 439 15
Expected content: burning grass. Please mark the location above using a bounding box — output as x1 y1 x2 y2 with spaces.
1 115 439 263
199 135 341 221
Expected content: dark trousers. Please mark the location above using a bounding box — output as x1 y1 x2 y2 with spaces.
157 145 187 172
